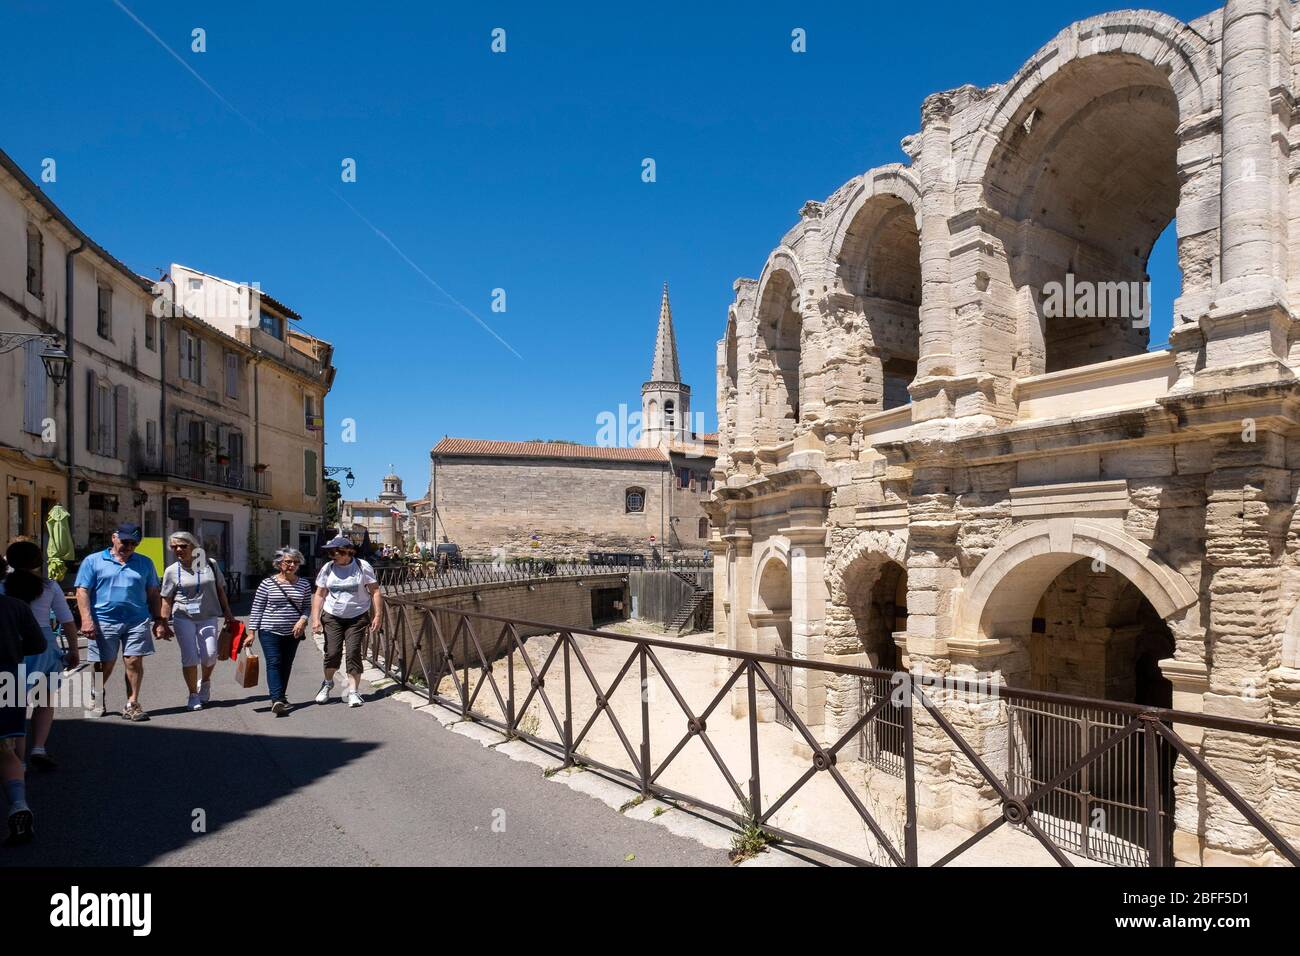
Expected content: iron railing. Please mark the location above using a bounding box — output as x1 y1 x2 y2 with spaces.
366 600 1300 868
376 558 710 596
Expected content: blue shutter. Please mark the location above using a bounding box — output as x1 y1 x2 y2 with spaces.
22 339 44 435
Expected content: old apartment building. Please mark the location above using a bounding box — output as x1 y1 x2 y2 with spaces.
0 145 335 575
710 1 1300 865
426 286 717 559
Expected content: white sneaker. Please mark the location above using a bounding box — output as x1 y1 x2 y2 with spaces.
314 680 333 704
186 693 203 712
346 691 363 708
198 682 211 704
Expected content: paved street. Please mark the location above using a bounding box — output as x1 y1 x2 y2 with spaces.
0 633 725 867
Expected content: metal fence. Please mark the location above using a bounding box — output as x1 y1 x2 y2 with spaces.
366 599 1300 868
376 558 710 596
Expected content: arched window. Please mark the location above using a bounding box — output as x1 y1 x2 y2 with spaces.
664 400 675 431
698 517 708 539
625 487 646 513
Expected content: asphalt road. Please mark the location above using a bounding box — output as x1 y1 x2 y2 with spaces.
0 631 725 867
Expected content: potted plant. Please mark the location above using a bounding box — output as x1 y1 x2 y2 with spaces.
253 462 268 473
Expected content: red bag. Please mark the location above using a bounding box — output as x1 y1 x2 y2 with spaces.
227 621 248 659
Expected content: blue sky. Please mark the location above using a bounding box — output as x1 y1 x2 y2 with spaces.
0 0 1210 498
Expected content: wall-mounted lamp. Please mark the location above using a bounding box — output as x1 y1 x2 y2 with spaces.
76 480 88 495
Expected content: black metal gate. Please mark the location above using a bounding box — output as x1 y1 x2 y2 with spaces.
773 645 793 729
1007 699 1175 866
858 675 905 777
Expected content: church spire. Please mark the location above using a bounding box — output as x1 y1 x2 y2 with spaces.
649 282 681 383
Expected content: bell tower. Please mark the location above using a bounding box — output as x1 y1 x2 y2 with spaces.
640 283 690 449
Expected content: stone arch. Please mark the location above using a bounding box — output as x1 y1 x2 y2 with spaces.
958 519 1198 641
752 249 806 442
826 166 923 268
826 168 924 411
826 529 909 606
751 542 791 613
962 11 1219 377
962 11 1217 185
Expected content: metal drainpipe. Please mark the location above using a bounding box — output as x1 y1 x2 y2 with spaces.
158 304 167 537
64 240 85 541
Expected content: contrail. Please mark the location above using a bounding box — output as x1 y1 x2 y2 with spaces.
109 0 522 359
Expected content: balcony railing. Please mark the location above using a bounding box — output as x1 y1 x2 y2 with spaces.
142 452 270 495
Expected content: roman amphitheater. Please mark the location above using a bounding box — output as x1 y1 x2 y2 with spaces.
708 1 1300 865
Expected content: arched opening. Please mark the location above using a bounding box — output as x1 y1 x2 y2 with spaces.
836 195 921 410
755 556 794 726
755 269 802 442
984 554 1177 865
664 400 675 432
986 54 1181 375
848 559 908 775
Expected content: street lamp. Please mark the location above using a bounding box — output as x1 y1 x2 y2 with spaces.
0 332 71 385
323 465 355 489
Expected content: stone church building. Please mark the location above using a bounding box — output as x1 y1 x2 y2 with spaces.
425 286 717 559
709 1 1300 865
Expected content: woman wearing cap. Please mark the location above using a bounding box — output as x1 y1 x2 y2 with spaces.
0 540 78 770
159 532 236 711
309 536 381 708
248 548 314 715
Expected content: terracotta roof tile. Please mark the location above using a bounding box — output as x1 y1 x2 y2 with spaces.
433 438 669 464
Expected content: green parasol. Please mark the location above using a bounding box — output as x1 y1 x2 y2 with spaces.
46 504 74 581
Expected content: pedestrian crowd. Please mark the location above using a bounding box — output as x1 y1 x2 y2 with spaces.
0 527 381 847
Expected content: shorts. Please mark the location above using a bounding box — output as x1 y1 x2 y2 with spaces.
87 619 155 663
321 611 367 675
173 616 220 668
25 626 64 695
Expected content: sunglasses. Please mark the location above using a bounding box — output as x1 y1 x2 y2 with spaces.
118 539 139 549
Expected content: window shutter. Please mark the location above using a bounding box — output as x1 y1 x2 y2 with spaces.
114 385 129 460
199 338 206 386
179 330 188 379
22 340 44 435
86 369 98 453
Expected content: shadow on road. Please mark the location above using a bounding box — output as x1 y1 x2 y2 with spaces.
0 717 376 867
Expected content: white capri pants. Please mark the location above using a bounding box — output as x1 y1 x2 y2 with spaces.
173 616 220 668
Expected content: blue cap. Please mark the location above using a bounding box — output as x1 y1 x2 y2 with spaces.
323 535 354 552
114 523 143 543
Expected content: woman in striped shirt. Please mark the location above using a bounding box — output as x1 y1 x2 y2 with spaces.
248 548 314 715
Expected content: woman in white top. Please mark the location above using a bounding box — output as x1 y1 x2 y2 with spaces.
1 540 77 769
159 532 236 711
309 536 382 708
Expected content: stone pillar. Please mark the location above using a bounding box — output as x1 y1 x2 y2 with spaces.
786 521 829 749
726 529 755 717
915 91 955 381
1199 430 1289 863
746 610 788 723
1199 0 1292 387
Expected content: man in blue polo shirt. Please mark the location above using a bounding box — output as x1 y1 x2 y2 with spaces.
75 523 168 721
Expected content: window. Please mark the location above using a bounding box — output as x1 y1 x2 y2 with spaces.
144 510 160 538
304 449 318 497
226 430 244 470
280 520 291 548
187 277 203 291
664 400 675 431
625 487 645 514
8 494 29 538
180 330 203 384
146 420 157 461
25 224 42 298
304 393 320 431
259 309 284 340
96 284 113 339
225 351 240 398
677 467 692 490
698 518 708 539
145 314 156 351
85 370 123 458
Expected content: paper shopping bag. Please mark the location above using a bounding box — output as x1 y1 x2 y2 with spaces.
217 624 234 662
236 648 260 688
